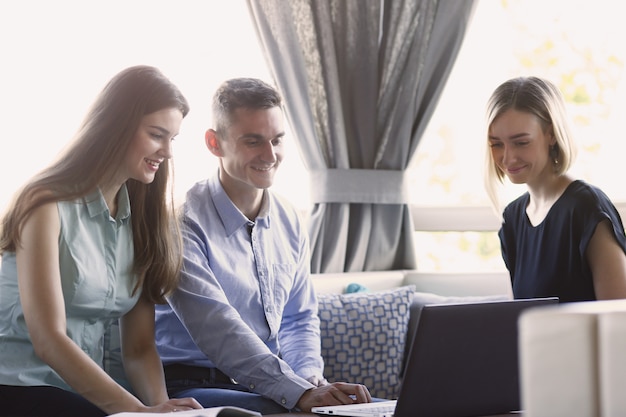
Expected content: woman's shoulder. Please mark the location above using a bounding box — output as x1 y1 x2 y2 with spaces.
24 187 60 216
563 180 615 208
550 180 624 231
20 200 61 243
503 192 530 216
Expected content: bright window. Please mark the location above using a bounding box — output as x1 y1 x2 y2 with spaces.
411 0 626 207
1 0 624 273
410 0 626 272
0 0 275 211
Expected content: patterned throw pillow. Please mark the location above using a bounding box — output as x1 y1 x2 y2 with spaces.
317 286 415 399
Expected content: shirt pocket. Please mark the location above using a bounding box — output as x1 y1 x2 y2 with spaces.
271 263 295 316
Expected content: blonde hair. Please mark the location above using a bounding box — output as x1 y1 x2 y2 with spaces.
484 76 577 212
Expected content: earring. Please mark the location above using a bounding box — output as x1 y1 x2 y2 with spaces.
550 144 559 166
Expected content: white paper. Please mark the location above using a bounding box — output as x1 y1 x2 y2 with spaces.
108 405 261 417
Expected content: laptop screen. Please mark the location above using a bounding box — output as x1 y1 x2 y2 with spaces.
394 297 558 417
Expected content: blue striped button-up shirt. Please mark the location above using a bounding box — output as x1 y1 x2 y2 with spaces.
155 174 322 409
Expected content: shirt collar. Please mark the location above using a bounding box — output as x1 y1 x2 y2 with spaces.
85 184 131 223
209 174 271 237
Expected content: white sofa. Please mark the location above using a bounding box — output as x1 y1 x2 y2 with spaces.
311 269 513 297
311 269 513 399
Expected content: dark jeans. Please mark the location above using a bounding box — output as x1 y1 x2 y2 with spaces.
164 364 289 415
0 385 106 417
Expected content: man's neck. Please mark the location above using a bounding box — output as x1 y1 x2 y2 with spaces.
221 183 265 220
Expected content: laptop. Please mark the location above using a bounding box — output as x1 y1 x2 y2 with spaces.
312 297 558 417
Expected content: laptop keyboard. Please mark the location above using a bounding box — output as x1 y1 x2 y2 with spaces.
339 400 397 413
354 404 395 413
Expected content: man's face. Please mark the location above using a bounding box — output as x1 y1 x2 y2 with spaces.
217 106 285 194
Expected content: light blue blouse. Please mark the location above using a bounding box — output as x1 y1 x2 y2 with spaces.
0 186 140 390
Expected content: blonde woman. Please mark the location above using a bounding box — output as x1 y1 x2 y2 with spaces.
485 76 626 302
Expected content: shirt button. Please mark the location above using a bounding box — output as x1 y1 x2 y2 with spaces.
249 384 255 389
281 398 287 404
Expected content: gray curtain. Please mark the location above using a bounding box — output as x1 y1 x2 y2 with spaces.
247 0 476 273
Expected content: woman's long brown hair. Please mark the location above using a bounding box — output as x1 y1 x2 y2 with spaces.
0 65 190 304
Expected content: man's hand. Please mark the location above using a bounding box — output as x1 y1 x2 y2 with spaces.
296 382 372 412
306 375 329 387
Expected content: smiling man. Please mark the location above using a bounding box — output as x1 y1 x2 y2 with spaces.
154 78 371 415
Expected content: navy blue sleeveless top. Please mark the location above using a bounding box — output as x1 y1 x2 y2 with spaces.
499 180 626 302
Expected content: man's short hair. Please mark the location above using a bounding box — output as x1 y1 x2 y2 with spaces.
212 78 282 136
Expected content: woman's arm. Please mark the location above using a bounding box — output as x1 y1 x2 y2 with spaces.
16 202 201 414
120 295 169 405
16 202 145 414
587 220 626 300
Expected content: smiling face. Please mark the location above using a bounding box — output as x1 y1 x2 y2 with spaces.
123 107 183 184
209 106 285 197
488 108 556 188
